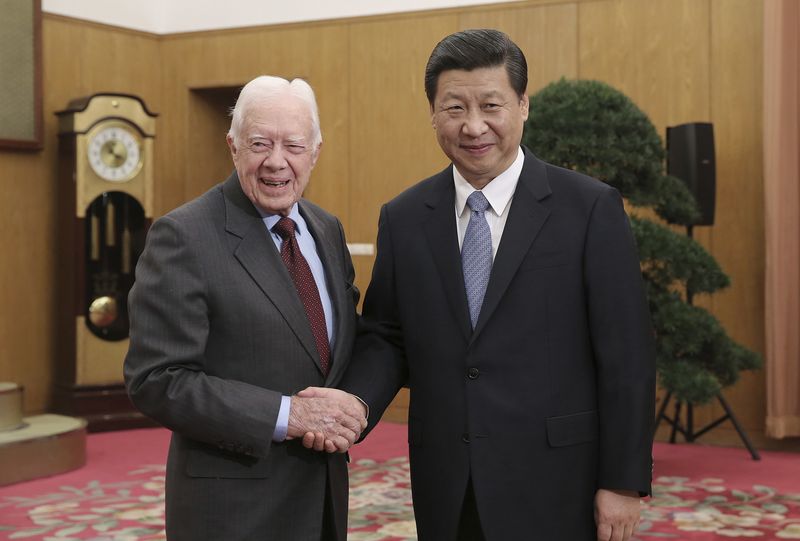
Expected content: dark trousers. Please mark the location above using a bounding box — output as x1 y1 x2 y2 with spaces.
321 478 337 541
457 477 486 541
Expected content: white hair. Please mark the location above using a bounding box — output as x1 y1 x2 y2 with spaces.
228 75 322 146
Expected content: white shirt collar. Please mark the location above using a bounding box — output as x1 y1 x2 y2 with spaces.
454 146 524 218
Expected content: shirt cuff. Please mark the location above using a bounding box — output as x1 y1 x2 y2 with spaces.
272 395 291 442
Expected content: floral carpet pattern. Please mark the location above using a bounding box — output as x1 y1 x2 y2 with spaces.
0 464 167 540
638 476 800 539
2 457 799 540
348 458 415 541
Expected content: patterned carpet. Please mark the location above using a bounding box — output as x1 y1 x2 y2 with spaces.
641 476 800 539
348 457 415 540
0 458 417 541
1 424 799 540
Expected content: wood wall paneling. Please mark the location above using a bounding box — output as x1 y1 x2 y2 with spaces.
578 0 712 130
459 2 579 93
704 0 765 431
0 151 55 413
187 87 239 198
297 25 352 230
154 37 194 215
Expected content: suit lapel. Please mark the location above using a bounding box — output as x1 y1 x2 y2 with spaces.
423 168 473 342
472 149 553 341
222 174 320 369
299 201 349 383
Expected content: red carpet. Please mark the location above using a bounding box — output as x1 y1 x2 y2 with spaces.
0 422 798 540
644 443 800 539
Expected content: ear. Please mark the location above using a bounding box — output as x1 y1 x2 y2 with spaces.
310 141 322 168
430 103 437 129
226 133 238 160
520 94 530 121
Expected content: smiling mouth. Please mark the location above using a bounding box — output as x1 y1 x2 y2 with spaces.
461 143 493 153
261 178 290 187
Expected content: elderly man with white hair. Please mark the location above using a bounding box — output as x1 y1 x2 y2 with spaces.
125 75 366 541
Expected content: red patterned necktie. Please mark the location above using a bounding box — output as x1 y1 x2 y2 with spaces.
273 217 331 376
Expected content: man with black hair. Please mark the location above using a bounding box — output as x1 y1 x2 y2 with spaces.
306 29 655 541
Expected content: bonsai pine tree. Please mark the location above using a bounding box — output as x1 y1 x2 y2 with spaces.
522 78 761 404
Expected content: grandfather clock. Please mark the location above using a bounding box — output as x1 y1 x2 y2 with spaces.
54 94 157 431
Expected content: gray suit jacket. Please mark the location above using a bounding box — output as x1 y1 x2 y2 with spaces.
124 172 359 540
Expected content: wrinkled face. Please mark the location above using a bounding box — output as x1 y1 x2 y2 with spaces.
227 94 320 216
431 65 529 189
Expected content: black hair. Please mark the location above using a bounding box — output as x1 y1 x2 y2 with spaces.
424 28 528 104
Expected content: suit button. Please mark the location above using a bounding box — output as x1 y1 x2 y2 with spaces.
462 433 471 443
467 367 480 379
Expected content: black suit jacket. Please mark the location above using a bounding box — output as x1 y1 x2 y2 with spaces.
342 148 655 540
125 173 359 540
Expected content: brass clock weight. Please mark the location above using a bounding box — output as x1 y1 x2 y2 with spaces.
54 94 156 430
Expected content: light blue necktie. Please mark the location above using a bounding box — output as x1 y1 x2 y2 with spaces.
462 191 492 329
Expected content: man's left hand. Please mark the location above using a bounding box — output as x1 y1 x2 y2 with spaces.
595 488 641 541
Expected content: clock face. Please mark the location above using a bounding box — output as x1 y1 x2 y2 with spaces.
87 123 143 182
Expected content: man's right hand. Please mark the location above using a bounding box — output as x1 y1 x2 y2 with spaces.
595 488 642 541
287 391 366 453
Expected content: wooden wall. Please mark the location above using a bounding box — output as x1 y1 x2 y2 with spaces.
0 0 784 448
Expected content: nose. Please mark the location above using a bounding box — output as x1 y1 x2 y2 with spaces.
261 146 288 170
461 109 488 138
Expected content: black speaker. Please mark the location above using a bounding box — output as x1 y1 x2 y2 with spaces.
666 122 716 226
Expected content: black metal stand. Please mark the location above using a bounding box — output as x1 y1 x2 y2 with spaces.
654 391 760 460
652 224 760 461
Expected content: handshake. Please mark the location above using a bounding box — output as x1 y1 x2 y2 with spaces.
287 387 368 453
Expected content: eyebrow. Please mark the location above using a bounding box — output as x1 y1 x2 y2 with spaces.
439 90 505 101
246 134 308 144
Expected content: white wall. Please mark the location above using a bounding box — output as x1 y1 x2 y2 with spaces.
42 0 523 34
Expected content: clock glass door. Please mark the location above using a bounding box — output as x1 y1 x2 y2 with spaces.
83 192 146 341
